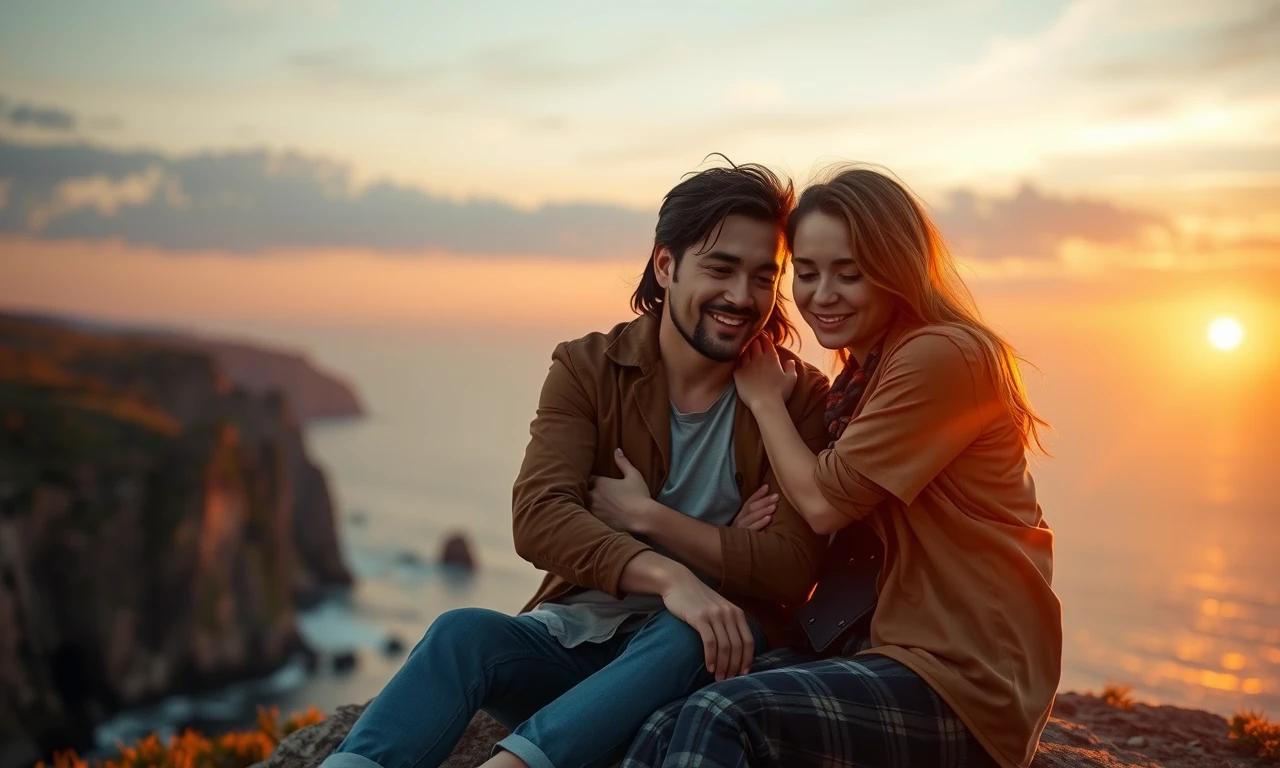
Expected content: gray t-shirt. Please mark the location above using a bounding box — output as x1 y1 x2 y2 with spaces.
523 384 741 647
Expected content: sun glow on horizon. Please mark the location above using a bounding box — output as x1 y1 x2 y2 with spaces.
1208 318 1244 351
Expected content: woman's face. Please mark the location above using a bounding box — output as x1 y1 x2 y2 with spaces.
791 210 897 355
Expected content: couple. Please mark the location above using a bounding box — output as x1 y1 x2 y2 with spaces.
320 162 1063 768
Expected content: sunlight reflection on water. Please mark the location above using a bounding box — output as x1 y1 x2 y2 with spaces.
93 311 1280 745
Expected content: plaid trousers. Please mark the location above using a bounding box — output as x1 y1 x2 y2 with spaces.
620 649 996 768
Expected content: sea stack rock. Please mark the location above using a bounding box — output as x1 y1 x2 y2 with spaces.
440 533 476 572
382 635 406 657
331 651 358 674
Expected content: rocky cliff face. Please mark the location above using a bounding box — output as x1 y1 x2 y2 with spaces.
0 314 353 768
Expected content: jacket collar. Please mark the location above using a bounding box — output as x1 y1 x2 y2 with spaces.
607 311 758 494
606 313 662 373
608 313 671 478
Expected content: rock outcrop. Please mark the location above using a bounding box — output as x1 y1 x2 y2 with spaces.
0 314 354 767
140 334 364 423
248 694 1276 768
439 533 476 572
1 312 365 423
1042 693 1274 767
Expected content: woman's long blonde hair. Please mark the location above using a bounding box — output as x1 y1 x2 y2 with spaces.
788 165 1049 453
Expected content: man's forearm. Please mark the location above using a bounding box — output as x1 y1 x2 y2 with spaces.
617 550 692 596
633 501 725 582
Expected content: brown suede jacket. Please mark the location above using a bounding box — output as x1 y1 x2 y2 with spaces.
512 313 831 648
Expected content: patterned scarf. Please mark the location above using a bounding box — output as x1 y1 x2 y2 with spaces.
823 329 893 447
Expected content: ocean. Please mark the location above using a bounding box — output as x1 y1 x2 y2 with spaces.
95 308 1280 748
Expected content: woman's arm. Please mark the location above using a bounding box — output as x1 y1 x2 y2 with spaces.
738 332 990 532
735 340 884 534
745 398 862 534
814 333 986 509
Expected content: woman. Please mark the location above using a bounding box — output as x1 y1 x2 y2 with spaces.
622 166 1063 768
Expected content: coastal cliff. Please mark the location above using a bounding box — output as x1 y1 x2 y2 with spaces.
0 314 354 768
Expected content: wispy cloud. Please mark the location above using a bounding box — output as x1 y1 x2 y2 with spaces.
0 140 654 258
935 184 1168 262
285 48 438 89
0 95 122 135
222 0 340 16
950 0 1280 105
1090 1 1280 80
2 138 1248 271
5 99 77 132
27 165 175 230
286 39 641 94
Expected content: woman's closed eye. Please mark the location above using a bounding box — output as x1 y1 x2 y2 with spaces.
839 273 864 283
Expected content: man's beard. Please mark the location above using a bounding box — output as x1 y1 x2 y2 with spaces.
669 299 761 363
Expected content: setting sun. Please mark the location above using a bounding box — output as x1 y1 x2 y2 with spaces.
1208 318 1244 351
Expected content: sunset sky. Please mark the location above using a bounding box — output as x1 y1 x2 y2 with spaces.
3 1 1280 718
0 0 1277 330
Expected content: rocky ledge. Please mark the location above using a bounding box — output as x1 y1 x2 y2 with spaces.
248 693 1276 768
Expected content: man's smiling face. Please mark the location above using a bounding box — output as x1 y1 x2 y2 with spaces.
657 214 784 362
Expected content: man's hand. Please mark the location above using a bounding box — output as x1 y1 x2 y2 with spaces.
588 449 655 534
659 567 755 681
732 484 779 531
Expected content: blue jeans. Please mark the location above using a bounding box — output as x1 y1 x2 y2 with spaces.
320 607 767 768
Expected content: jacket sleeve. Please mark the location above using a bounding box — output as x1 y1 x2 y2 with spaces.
511 342 652 598
817 333 985 510
718 363 831 605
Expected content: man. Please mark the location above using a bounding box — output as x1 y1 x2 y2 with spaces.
320 162 831 768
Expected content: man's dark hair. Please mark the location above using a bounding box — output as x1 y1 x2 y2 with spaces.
630 156 798 347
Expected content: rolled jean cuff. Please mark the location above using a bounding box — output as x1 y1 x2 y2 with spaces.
494 733 557 768
318 752 386 768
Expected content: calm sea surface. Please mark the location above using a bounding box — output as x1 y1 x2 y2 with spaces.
97 311 1280 746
